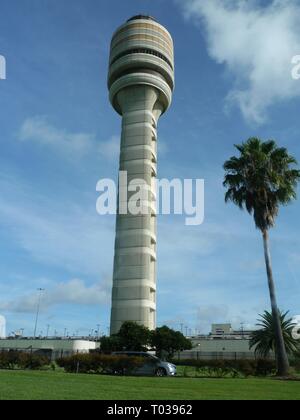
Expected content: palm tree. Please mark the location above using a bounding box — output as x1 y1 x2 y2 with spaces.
250 311 299 359
223 138 300 376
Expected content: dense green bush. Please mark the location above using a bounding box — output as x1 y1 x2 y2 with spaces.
290 356 300 370
174 359 277 378
255 359 277 376
0 351 50 370
56 353 144 375
151 326 192 360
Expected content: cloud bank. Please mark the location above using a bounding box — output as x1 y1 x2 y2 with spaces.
180 0 300 124
19 116 120 161
0 279 110 313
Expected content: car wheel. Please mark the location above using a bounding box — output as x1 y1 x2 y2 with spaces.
155 368 167 377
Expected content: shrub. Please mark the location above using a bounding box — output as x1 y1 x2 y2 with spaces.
234 360 255 377
0 351 50 370
56 353 144 375
57 353 102 374
0 351 19 369
173 359 276 378
290 357 300 373
255 359 276 376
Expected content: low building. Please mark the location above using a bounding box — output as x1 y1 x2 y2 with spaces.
0 338 99 360
182 337 255 360
209 323 253 340
211 323 233 336
179 323 274 360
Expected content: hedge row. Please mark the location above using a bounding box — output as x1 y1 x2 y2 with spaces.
0 351 50 370
290 358 300 371
56 354 144 375
174 359 277 377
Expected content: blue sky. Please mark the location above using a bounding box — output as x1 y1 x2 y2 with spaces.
0 0 300 337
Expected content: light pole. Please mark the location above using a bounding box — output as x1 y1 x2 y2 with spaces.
97 324 101 339
46 324 50 338
33 288 45 338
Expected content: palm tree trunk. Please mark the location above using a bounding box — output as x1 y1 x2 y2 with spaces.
262 230 290 376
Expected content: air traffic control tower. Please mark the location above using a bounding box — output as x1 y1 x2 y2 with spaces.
108 15 174 334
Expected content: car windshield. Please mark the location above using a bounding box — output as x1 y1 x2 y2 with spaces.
114 352 160 361
148 354 160 361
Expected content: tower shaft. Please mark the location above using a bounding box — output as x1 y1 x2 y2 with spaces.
111 86 161 334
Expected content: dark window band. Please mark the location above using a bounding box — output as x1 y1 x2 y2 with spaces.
110 48 173 70
109 68 172 89
127 15 157 22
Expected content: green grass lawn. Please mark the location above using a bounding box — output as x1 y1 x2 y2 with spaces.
0 370 300 400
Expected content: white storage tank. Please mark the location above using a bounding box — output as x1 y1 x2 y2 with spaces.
0 315 6 338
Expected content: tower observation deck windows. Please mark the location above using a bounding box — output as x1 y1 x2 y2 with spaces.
111 48 173 70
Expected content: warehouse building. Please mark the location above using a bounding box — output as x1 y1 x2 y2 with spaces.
179 324 273 360
0 338 99 360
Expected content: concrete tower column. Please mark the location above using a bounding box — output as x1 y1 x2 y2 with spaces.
108 15 174 335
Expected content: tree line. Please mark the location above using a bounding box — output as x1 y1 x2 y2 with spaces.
100 322 192 360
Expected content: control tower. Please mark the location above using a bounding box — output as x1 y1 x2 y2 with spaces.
108 15 174 334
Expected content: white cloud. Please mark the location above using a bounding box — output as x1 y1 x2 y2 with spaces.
19 116 95 157
158 140 169 156
19 116 120 161
18 116 168 164
99 135 120 160
197 304 229 320
179 0 300 124
195 304 262 333
196 304 229 332
0 170 115 277
0 278 110 313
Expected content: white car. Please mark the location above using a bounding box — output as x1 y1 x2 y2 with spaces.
112 351 177 377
